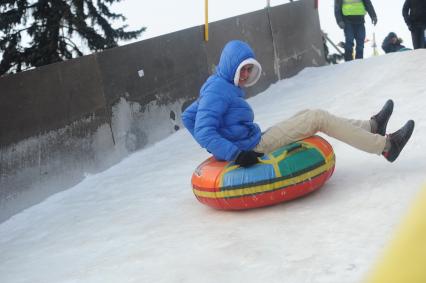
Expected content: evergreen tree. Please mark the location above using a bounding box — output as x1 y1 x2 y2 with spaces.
0 0 145 75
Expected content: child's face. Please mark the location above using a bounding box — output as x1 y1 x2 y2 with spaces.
238 64 254 86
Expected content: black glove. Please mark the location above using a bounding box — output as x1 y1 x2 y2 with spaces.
337 21 345 29
371 16 377 26
235 151 263 168
405 18 412 30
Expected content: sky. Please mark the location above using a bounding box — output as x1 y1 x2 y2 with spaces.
1 49 426 283
112 0 413 56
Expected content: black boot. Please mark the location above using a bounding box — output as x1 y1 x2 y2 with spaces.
383 120 415 162
371 99 394 136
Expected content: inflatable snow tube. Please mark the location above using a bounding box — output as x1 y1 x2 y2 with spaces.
397 47 411 52
191 135 335 210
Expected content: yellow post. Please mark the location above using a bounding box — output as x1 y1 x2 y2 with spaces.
204 0 209 41
366 185 426 283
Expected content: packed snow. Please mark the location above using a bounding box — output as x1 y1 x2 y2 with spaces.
1 50 425 283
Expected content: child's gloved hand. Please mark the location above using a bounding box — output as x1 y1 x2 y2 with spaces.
235 151 264 168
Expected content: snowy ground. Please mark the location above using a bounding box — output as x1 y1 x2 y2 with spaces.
1 50 425 283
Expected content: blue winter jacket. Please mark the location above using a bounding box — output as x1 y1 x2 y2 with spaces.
181 40 261 161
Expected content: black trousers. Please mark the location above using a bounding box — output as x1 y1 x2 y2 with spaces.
410 25 426 49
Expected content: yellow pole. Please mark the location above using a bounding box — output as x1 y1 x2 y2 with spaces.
204 0 209 41
366 185 426 283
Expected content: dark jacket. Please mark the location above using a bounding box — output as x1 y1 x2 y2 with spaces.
403 0 426 27
181 40 261 161
381 33 406 53
335 0 377 24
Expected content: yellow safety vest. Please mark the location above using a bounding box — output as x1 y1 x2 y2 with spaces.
342 0 366 16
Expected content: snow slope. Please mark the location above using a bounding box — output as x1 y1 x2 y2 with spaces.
1 50 425 283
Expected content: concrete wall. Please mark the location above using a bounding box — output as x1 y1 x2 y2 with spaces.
0 0 325 222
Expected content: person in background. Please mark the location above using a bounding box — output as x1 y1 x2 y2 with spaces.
382 32 407 53
182 40 415 168
403 0 426 49
335 0 378 61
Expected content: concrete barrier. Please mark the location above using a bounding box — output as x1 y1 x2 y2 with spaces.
0 0 325 222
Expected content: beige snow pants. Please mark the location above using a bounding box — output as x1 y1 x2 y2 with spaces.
254 109 387 155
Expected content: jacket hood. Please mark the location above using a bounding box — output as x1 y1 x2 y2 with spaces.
216 40 261 87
